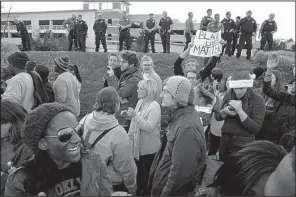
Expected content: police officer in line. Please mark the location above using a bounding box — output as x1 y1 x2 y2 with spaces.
236 10 257 60
76 14 88 52
63 14 78 51
93 12 107 52
232 16 241 55
159 11 173 54
14 19 31 51
118 11 132 52
258 13 278 51
221 12 236 56
200 9 213 31
184 12 194 51
143 13 157 53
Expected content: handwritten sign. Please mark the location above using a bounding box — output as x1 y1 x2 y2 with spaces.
190 30 222 57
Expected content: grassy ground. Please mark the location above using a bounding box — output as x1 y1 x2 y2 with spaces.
12 51 295 120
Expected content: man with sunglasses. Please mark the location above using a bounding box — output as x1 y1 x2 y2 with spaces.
4 102 113 196
221 12 236 56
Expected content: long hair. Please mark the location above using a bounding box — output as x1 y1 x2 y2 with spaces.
68 64 82 83
210 140 287 195
1 99 27 150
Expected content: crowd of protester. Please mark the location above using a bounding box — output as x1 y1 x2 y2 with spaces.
1 35 295 196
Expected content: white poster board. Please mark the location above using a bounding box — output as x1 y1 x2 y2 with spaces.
190 30 222 57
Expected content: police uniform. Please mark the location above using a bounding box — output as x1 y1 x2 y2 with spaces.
143 17 157 53
93 18 107 52
236 17 257 59
63 17 78 51
77 20 88 52
16 21 31 51
200 16 213 31
221 18 236 56
232 21 240 55
159 16 173 53
119 16 131 51
259 19 277 51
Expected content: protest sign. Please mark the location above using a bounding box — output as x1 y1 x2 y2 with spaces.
190 30 222 57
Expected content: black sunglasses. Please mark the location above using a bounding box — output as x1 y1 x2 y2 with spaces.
44 128 79 143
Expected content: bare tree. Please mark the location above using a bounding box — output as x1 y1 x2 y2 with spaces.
1 2 18 40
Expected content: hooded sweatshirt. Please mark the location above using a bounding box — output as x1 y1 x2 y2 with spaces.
80 111 137 194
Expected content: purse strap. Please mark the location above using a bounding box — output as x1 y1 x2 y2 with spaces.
88 125 119 150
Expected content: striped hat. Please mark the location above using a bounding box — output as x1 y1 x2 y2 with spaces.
54 55 70 71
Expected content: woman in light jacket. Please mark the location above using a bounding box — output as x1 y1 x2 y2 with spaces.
79 87 137 195
126 79 161 196
140 55 163 104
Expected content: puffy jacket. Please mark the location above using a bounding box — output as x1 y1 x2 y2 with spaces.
4 150 113 196
148 105 206 196
106 66 143 127
80 111 137 194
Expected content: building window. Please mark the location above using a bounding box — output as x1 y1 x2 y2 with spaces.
108 19 112 26
102 2 112 9
107 34 112 40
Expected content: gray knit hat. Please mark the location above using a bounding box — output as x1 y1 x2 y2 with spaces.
165 76 193 106
54 55 70 71
21 102 72 153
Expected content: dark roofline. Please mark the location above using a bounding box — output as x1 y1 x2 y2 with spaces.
1 9 98 15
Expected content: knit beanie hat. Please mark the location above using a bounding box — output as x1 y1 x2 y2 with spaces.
165 76 192 106
34 65 50 82
54 55 70 71
21 102 72 153
7 52 29 69
229 68 254 88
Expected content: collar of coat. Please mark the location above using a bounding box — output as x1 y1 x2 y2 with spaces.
168 105 196 124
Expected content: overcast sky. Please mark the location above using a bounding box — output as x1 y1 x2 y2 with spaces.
2 1 295 40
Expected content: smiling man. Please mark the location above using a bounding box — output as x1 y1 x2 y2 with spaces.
4 102 113 196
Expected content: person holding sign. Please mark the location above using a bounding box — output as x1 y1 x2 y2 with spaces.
236 11 257 60
221 12 236 56
159 11 173 53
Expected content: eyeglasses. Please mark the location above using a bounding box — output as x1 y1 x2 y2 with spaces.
44 126 83 143
120 60 128 64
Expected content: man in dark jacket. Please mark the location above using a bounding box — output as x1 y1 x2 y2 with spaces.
236 11 257 60
106 51 143 131
231 16 241 55
93 12 107 52
34 65 55 103
258 13 278 51
148 76 206 196
4 103 113 196
14 19 31 51
77 14 88 52
118 11 132 52
63 14 78 51
143 13 157 53
159 11 173 53
221 12 236 56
